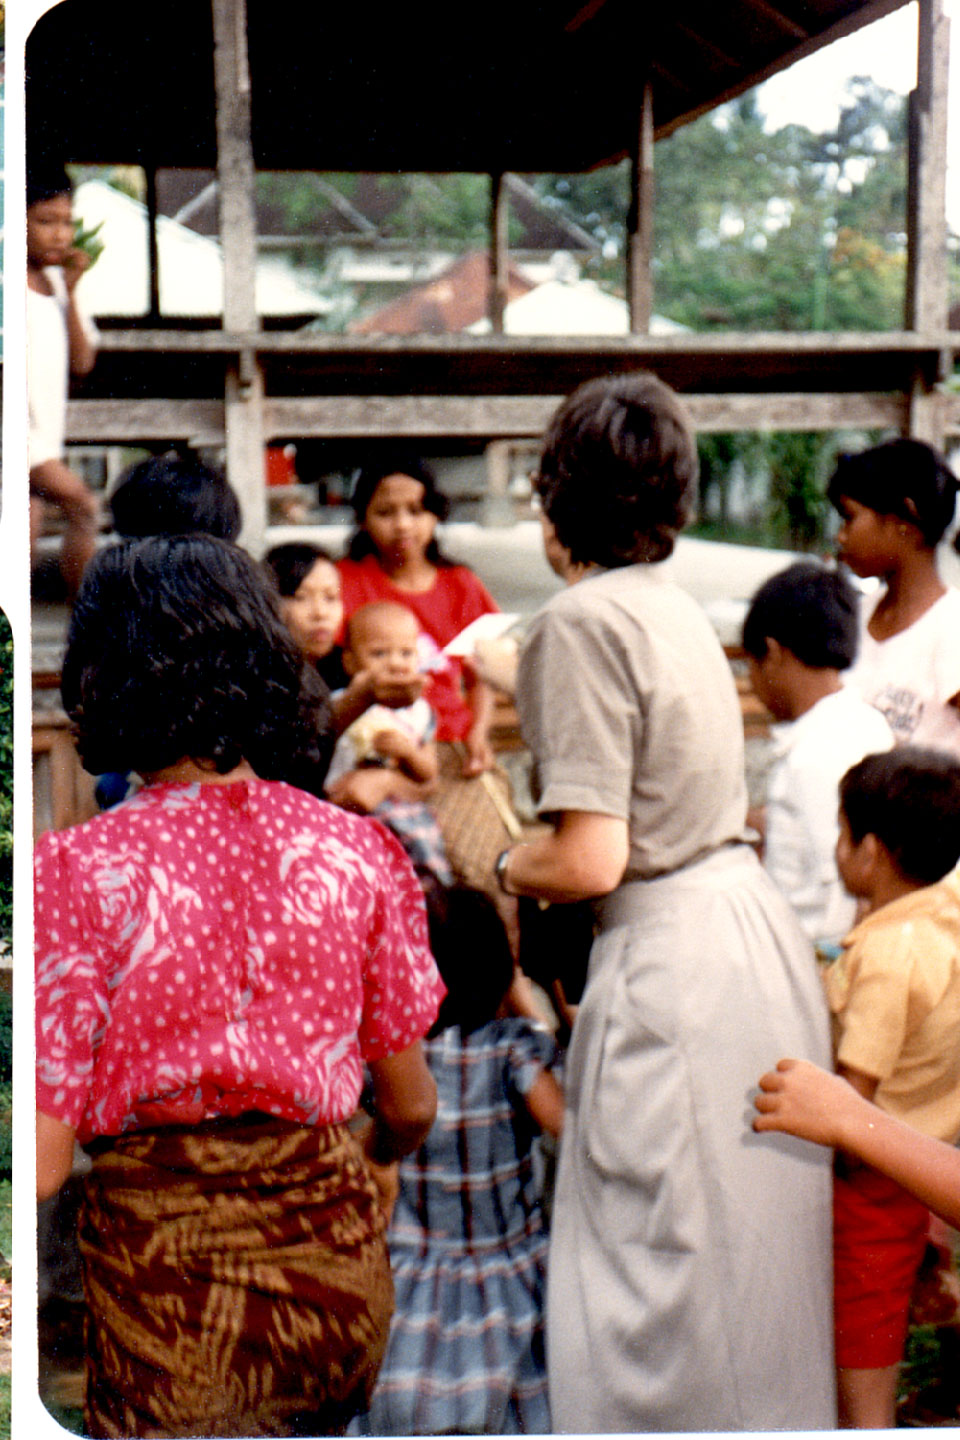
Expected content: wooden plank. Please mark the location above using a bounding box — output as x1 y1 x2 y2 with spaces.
262 396 564 439
685 392 909 432
906 0 950 333
627 80 654 335
260 392 908 439
65 391 912 445
65 400 226 442
93 327 955 361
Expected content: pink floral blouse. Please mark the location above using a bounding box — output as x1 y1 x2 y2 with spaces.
35 780 445 1144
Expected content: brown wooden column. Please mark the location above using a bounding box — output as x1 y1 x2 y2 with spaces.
627 78 654 335
905 0 950 445
489 171 509 335
212 0 266 548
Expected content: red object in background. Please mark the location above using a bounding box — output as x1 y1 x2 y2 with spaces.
266 445 297 487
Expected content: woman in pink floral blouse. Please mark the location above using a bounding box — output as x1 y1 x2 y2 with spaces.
35 534 444 1439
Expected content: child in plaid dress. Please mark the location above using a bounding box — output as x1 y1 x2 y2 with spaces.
360 887 564 1436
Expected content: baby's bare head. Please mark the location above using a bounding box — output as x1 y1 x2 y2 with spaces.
345 602 421 678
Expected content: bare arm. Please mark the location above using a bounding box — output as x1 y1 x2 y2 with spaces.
331 671 425 736
524 1069 565 1140
500 811 629 903
461 671 496 776
37 1110 76 1201
364 1042 437 1163
327 765 435 813
62 251 97 376
754 1058 960 1229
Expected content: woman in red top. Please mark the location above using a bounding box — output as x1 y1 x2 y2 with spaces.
35 534 443 1438
337 453 499 775
337 455 519 901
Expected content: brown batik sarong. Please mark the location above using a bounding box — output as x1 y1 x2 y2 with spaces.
77 1115 394 1438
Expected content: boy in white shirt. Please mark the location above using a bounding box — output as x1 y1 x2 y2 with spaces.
743 561 894 947
27 163 99 597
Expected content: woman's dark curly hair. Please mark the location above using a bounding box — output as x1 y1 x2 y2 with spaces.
826 439 959 550
535 372 698 567
62 535 331 782
346 450 454 567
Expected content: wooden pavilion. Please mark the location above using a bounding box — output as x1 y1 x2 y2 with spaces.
25 0 958 552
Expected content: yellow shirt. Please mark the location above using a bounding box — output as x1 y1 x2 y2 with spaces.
823 868 960 1143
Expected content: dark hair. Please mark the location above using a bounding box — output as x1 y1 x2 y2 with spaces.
826 439 960 550
27 163 73 208
109 451 242 542
839 747 960 886
535 372 698 567
742 561 859 669
425 886 515 1036
62 535 331 784
346 451 453 567
263 542 336 597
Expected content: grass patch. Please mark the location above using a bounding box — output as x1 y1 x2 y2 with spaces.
0 1374 9 1439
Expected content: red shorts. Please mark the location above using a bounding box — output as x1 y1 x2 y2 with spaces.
833 1162 930 1369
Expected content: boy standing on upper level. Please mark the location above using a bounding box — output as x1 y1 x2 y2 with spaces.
27 163 100 597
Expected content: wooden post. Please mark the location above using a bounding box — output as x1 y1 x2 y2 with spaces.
627 78 654 334
145 164 161 321
211 0 265 548
906 0 949 336
489 171 509 335
481 440 514 526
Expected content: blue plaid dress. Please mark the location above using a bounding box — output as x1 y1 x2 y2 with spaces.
364 1018 558 1436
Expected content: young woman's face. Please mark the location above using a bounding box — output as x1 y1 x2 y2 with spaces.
834 497 907 578
363 474 437 568
281 558 343 660
27 194 74 268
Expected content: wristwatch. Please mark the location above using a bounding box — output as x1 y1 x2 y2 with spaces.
494 847 513 895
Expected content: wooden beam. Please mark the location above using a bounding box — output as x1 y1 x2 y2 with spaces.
66 392 911 445
655 0 912 140
145 165 161 321
226 354 267 550
211 0 265 548
65 400 226 443
627 79 654 335
906 369 947 446
906 0 950 334
211 0 258 334
489 172 509 335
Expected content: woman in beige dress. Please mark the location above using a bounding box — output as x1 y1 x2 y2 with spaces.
495 373 836 1433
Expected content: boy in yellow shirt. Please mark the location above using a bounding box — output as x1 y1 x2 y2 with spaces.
824 746 960 1428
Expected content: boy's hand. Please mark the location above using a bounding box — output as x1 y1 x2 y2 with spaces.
61 247 91 293
753 1057 856 1149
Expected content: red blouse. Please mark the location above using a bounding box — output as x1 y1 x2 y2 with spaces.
35 780 445 1144
337 555 498 742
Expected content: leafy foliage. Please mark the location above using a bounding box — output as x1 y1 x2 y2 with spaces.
536 82 915 333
